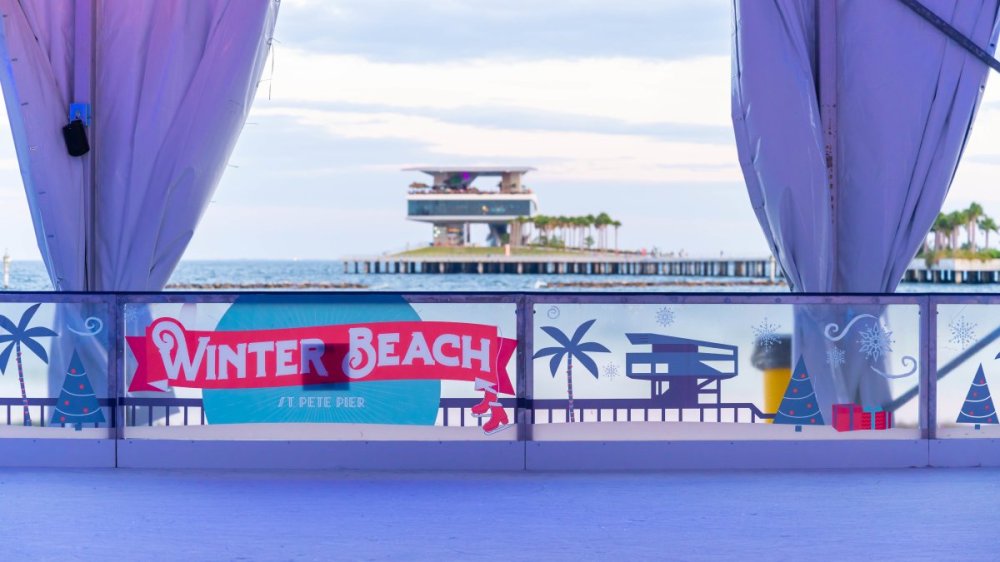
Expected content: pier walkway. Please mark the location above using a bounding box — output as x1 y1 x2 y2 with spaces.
344 255 780 278
345 254 1000 284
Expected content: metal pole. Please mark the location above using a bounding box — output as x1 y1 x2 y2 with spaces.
74 0 97 291
818 0 839 291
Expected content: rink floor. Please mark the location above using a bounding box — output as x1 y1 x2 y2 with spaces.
2 468 998 560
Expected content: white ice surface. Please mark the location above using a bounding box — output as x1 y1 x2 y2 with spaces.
1 468 998 560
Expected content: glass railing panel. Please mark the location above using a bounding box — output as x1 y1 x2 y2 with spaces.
935 301 1000 438
0 295 114 438
529 297 922 440
122 294 518 441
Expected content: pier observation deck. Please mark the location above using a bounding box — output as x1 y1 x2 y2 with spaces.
405 166 539 247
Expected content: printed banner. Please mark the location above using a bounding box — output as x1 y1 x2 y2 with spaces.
128 318 516 395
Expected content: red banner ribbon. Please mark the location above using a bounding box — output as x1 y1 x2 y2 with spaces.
127 318 516 395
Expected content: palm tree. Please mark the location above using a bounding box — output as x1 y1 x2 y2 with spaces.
533 319 610 422
585 214 596 250
932 213 943 250
948 210 964 250
0 303 57 426
575 216 588 249
533 215 550 245
595 212 613 251
967 202 984 249
612 220 622 253
980 216 998 249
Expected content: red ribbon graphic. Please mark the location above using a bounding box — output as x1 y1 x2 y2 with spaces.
127 318 516 396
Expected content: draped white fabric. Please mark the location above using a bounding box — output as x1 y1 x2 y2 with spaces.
732 0 1000 410
0 0 278 290
732 0 999 293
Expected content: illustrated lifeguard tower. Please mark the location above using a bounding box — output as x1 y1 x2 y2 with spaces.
405 166 539 246
625 333 739 407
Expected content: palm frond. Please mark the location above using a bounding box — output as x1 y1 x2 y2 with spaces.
0 315 17 335
533 346 563 359
576 341 611 354
23 327 58 339
570 319 597 345
540 326 573 348
574 352 600 379
548 352 567 377
17 303 42 331
20 338 49 365
0 343 13 374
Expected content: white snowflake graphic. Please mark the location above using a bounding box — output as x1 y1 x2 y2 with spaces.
603 363 620 380
858 322 894 361
655 307 675 327
949 316 977 350
752 317 781 351
826 346 846 367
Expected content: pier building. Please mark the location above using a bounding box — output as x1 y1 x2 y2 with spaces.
405 166 539 246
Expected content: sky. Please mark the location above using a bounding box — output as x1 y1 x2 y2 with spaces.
2 0 1000 260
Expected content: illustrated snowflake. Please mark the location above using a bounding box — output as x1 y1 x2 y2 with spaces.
825 346 846 367
858 322 894 361
752 317 781 351
655 307 675 327
603 363 620 380
949 316 977 350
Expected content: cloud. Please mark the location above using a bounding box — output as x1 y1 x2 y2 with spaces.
946 84 1000 211
265 49 731 127
253 107 741 184
275 0 731 62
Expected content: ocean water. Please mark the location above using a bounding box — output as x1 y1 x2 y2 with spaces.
1 259 997 293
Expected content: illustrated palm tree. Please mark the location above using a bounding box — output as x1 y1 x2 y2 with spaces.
0 303 57 426
533 319 610 423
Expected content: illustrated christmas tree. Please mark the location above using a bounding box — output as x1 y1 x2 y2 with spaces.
956 363 998 430
773 356 824 431
51 350 105 430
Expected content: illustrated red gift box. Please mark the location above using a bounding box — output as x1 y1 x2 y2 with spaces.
873 410 893 430
832 403 862 432
858 411 873 430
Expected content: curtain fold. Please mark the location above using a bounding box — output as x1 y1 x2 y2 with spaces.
732 0 1000 294
732 0 1000 409
0 0 278 291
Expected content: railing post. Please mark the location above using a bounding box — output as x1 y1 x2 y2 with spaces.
923 295 937 442
516 295 533 444
110 293 125 445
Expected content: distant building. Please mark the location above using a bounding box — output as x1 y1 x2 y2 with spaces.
405 166 539 246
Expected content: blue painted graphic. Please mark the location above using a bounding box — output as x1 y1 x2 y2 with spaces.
202 296 440 425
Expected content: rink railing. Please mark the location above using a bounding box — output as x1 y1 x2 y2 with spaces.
0 291 996 469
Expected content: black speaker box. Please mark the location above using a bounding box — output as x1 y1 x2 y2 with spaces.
62 119 90 157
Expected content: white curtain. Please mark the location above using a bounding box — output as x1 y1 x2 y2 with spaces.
732 0 1000 411
732 0 999 293
0 0 279 291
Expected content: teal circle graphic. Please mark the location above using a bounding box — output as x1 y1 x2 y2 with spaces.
201 296 441 425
